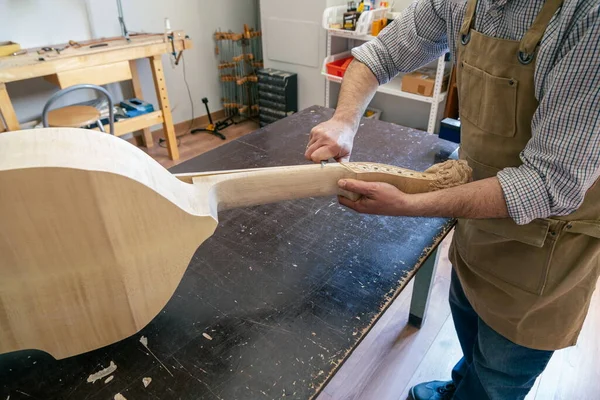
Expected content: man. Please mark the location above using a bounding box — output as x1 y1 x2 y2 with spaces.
305 0 600 399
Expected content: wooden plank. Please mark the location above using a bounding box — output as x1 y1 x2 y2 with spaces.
129 59 153 148
43 74 61 87
0 38 192 83
399 315 461 399
144 118 257 169
149 55 179 160
45 61 132 88
0 83 20 131
91 111 163 136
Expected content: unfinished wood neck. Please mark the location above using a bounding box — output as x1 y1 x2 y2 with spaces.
187 160 471 211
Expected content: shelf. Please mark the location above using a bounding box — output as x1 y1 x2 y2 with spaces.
92 111 163 136
378 78 448 104
322 5 389 36
323 72 447 104
327 30 377 41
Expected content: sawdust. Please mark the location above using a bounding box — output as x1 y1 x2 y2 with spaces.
87 361 117 383
114 394 127 400
142 377 152 387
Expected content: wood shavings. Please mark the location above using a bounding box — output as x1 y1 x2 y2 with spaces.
104 375 114 384
142 377 152 387
87 361 117 383
202 332 213 340
114 394 127 400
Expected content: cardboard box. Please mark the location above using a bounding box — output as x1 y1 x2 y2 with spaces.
401 67 449 97
0 41 21 57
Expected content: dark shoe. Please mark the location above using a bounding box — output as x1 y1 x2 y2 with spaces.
409 380 456 400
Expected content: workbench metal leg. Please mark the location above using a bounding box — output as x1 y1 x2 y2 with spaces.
149 55 179 160
0 83 20 131
408 246 440 329
129 60 154 148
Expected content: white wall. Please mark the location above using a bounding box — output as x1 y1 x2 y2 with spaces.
260 0 346 111
0 0 257 127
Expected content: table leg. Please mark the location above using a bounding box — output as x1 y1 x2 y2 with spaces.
408 246 440 328
0 83 20 131
129 60 154 148
149 55 179 161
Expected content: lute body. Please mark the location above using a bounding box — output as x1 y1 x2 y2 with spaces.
0 128 471 359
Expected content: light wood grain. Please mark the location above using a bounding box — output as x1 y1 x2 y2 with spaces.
129 59 154 148
141 115 252 169
48 105 100 127
0 128 471 360
44 61 132 89
150 55 179 160
91 111 164 137
0 34 192 83
0 83 19 130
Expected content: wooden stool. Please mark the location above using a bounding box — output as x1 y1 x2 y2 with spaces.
47 105 101 129
42 84 115 134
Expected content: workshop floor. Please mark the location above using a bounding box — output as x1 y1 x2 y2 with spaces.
320 232 600 400
141 119 259 168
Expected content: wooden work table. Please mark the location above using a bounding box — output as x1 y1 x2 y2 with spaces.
0 107 459 399
0 33 192 160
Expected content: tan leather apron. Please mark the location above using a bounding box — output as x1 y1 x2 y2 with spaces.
450 0 600 351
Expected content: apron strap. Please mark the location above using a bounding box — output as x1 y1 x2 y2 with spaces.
518 0 564 63
459 0 479 36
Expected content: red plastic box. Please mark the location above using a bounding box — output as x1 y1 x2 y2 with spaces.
326 56 354 78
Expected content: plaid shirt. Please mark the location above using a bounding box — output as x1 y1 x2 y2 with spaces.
352 0 600 225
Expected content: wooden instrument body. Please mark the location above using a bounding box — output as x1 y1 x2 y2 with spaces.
0 129 471 359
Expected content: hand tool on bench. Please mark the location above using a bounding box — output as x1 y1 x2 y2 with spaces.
0 128 471 360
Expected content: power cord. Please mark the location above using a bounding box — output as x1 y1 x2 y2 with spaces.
158 52 194 148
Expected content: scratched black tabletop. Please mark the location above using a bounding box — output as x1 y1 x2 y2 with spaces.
0 106 458 400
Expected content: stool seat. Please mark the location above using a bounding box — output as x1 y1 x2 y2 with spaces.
47 105 100 128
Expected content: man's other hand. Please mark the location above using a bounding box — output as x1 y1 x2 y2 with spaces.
337 179 411 216
305 119 355 163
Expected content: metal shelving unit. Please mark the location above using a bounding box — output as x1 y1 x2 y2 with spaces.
322 7 448 134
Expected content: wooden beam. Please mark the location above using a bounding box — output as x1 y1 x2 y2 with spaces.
0 38 192 83
129 60 154 148
44 61 132 88
0 83 19 131
91 111 163 136
149 55 179 160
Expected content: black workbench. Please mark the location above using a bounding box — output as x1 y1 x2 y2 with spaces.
0 106 458 399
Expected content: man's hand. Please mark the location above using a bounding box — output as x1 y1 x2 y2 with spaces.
337 179 410 216
305 119 355 163
338 176 510 220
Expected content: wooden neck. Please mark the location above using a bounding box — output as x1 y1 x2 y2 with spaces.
183 160 471 211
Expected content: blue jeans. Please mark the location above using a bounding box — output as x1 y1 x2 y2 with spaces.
449 268 554 400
